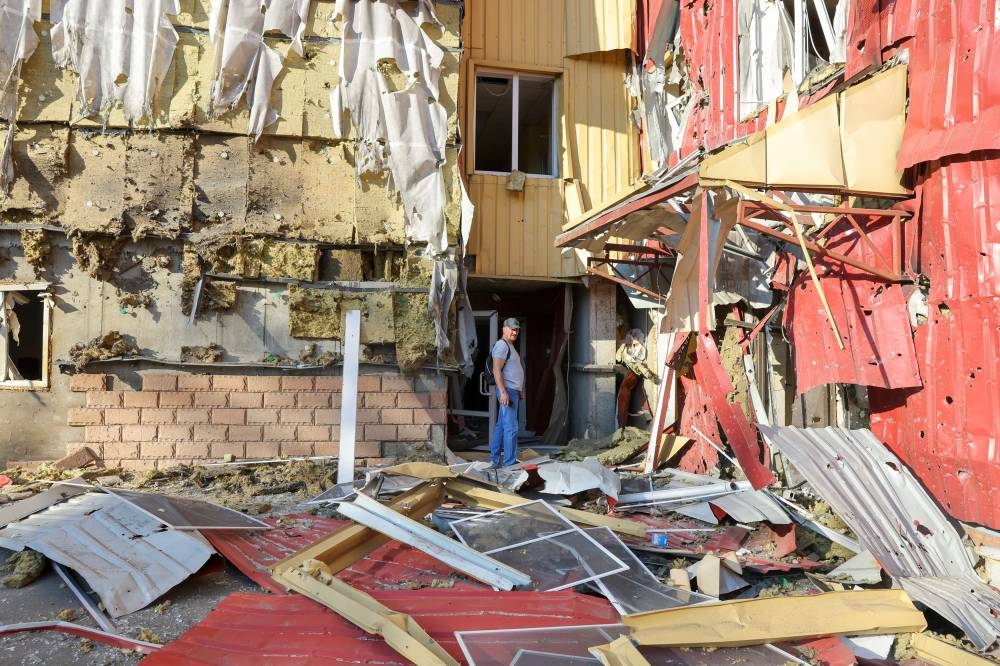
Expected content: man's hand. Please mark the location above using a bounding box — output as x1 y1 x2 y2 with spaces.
499 389 510 406
520 390 525 401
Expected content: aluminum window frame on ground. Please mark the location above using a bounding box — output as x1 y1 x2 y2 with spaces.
102 487 270 531
449 500 628 592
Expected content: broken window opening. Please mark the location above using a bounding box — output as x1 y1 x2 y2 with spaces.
738 0 846 119
0 285 51 389
474 71 558 178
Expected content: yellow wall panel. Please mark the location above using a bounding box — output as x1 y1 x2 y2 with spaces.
565 0 636 56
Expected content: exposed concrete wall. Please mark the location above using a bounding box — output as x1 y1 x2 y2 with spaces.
568 281 617 439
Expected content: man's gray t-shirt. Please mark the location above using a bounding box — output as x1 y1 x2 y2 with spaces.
491 340 524 391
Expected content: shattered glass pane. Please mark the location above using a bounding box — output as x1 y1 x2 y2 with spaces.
584 527 715 614
104 488 269 530
457 625 807 665
450 501 627 591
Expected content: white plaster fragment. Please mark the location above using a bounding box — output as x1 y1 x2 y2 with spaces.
50 0 180 124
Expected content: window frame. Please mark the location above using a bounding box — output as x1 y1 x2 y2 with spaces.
473 68 560 179
0 282 52 390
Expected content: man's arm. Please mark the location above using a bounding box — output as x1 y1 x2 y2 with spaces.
493 355 510 406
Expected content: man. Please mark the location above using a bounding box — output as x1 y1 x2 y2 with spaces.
615 328 658 429
490 317 524 469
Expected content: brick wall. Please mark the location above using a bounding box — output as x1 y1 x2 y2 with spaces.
66 372 447 470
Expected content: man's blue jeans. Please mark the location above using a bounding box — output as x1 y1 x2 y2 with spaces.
490 389 519 467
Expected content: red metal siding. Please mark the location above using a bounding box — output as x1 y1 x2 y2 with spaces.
898 0 1000 169
143 591 620 665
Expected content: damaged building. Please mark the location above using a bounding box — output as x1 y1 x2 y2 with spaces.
2 0 1000 664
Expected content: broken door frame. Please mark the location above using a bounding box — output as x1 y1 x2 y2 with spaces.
450 310 498 437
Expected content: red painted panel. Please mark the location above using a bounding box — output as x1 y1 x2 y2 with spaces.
676 373 722 474
206 515 489 594
870 296 1000 527
898 0 1000 169
918 152 1000 303
143 591 620 666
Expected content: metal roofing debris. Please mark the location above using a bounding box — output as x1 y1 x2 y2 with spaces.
623 589 926 647
335 491 532 591
537 459 621 499
450 500 629 592
103 487 270 530
142 590 620 665
584 527 713 616
0 477 89 528
761 425 1000 650
53 562 116 634
0 621 161 654
0 492 213 617
50 0 179 123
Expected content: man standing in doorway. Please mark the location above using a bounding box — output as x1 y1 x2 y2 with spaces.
490 317 524 469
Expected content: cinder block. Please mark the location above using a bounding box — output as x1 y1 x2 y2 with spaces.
193 425 229 441
246 442 282 458
123 392 159 409
210 441 246 458
103 409 141 425
210 408 246 425
83 426 122 440
356 409 380 424
380 409 413 425
157 425 194 441
281 376 315 391
156 458 199 469
194 392 229 407
69 374 108 392
297 392 332 408
177 375 212 391
68 408 103 426
428 390 448 408
264 424 297 441
354 442 383 458
140 409 176 425
364 392 397 408
357 376 381 392
314 376 342 392
212 375 247 391
382 376 414 392
278 409 313 424
280 441 314 457
314 441 340 456
87 391 123 408
297 425 331 441
412 408 446 425
121 425 157 442
247 376 281 392
159 392 195 407
103 441 138 458
142 375 178 391
314 409 341 425
140 442 175 458
365 424 397 441
175 442 211 458
396 424 431 441
114 459 154 471
229 425 263 441
230 392 264 408
175 408 211 424
263 392 296 408
247 408 280 424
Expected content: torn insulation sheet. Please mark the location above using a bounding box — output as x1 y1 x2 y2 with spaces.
207 0 310 137
49 0 179 123
0 0 41 189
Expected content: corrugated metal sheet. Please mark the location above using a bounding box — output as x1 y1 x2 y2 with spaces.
760 425 1000 651
0 493 213 617
142 590 621 665
205 514 490 594
898 0 1000 169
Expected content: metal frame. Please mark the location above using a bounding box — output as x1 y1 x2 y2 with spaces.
0 282 52 389
586 242 676 302
335 491 532 590
736 199 911 282
101 487 270 530
337 309 361 485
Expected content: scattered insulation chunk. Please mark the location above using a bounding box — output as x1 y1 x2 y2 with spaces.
50 0 180 123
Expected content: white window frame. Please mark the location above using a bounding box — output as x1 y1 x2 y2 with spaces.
473 70 559 179
0 282 52 390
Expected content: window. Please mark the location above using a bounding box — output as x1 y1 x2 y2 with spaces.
1 284 52 389
474 71 558 177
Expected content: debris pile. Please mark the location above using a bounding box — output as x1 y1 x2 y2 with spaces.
67 331 140 369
